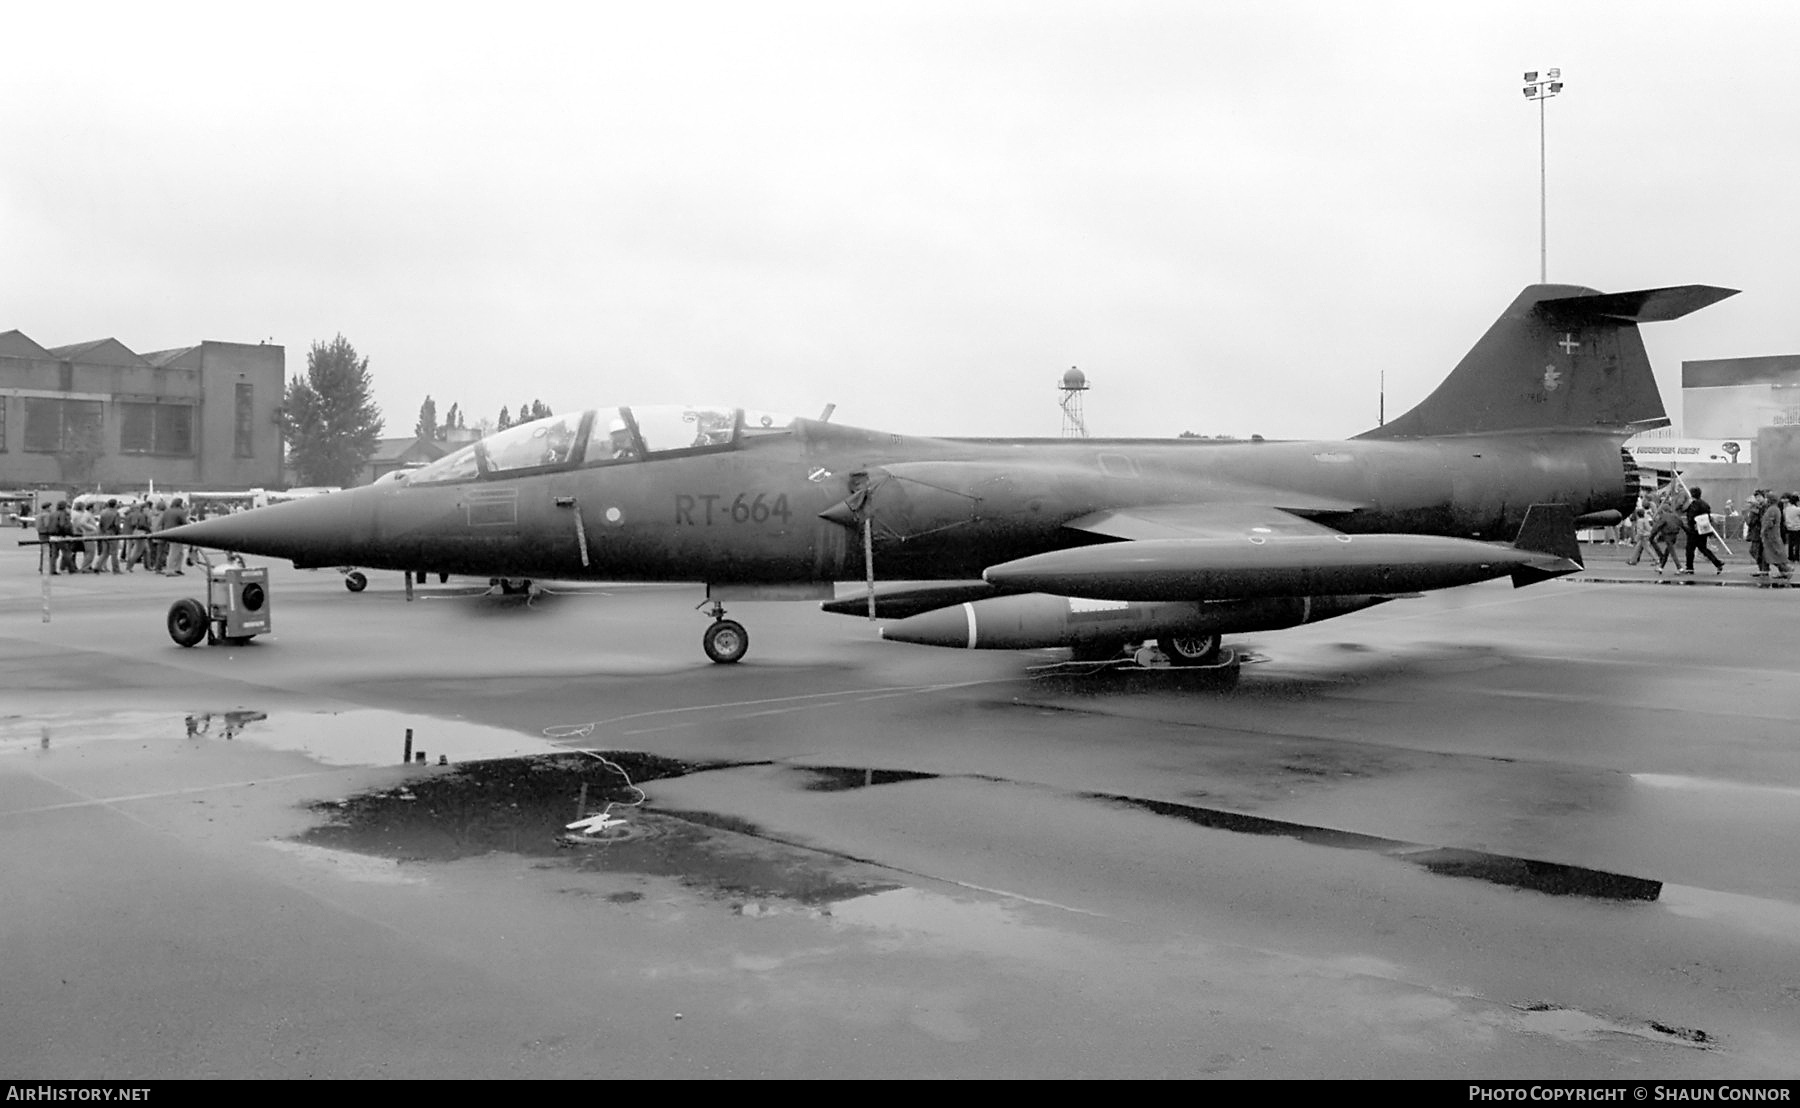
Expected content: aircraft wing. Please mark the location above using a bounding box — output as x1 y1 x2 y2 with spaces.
1064 500 1358 542
989 503 1581 601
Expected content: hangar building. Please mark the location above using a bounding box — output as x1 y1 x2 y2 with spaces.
0 330 285 495
1628 354 1800 504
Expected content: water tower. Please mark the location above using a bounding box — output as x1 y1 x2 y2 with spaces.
1059 366 1089 438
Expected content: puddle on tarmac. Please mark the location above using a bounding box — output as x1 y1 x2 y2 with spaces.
1633 773 1800 800
797 766 938 791
1509 1003 1711 1048
1091 792 1663 902
196 708 569 766
264 840 427 885
300 752 895 905
1024 663 1243 699
2 707 567 766
0 711 183 754
1660 884 1800 943
829 886 1050 956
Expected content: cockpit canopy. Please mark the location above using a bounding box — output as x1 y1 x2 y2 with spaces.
407 406 794 485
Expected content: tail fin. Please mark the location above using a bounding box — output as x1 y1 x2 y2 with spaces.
1356 284 1736 439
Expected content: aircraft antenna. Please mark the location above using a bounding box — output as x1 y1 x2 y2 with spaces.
1059 366 1089 438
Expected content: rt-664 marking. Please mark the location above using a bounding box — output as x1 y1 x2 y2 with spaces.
675 493 792 526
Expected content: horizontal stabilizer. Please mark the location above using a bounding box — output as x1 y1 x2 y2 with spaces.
1535 285 1738 323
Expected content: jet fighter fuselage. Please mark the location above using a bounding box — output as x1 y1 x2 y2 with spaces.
197 424 1627 581
160 282 1737 663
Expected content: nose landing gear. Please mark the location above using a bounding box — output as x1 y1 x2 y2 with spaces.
697 599 749 664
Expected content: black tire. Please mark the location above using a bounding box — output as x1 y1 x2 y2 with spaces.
344 571 367 593
702 619 749 664
438 572 449 583
167 599 209 648
1158 633 1222 667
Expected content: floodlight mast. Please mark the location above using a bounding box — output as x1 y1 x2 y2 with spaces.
1522 68 1564 283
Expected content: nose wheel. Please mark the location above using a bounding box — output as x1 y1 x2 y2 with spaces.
697 599 749 664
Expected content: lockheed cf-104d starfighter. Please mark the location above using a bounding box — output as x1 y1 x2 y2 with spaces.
159 282 1735 664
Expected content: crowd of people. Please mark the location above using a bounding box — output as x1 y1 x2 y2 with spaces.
32 497 198 577
1624 483 1798 582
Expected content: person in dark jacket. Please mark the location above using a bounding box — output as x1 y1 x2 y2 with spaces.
1744 489 1768 576
1680 486 1725 575
158 499 189 576
96 499 122 574
52 502 81 574
35 500 56 574
1760 494 1792 584
124 502 153 572
1635 494 1685 574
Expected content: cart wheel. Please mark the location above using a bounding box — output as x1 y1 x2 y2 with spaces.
167 599 209 648
344 571 367 592
702 619 749 664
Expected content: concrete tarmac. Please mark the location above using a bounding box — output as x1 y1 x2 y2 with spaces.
2 540 1798 1078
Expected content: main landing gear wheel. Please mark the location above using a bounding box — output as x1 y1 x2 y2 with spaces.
167 598 209 648
344 571 368 593
703 619 749 665
1158 633 1222 667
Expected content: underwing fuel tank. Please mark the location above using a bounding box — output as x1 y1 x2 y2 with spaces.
879 592 1392 650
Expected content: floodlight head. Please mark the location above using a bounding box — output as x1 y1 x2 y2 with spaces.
1549 82 1563 94
1548 68 1560 78
1522 88 1533 98
1524 71 1538 82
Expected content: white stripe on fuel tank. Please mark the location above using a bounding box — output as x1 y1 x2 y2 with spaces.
963 602 978 649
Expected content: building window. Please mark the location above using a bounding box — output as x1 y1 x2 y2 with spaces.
118 401 194 456
23 398 104 454
235 383 254 457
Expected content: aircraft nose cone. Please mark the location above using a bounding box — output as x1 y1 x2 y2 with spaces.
158 491 369 568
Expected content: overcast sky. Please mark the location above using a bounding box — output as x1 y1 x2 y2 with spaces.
4 1 1795 441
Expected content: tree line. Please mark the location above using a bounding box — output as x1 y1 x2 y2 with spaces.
412 396 553 440
282 333 554 487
